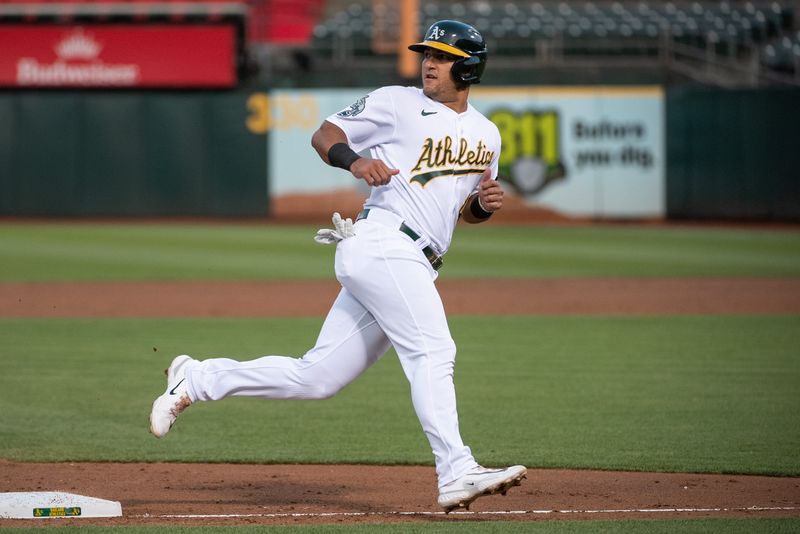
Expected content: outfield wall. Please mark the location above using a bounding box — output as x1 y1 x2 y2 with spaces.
268 86 665 219
0 86 797 220
0 91 267 217
666 87 800 222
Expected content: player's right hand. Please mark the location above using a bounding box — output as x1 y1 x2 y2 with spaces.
350 158 399 186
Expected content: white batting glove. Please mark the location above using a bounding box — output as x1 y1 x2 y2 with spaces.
314 212 354 245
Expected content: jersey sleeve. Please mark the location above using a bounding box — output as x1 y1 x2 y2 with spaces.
325 87 397 153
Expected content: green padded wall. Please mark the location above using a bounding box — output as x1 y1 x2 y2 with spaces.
667 87 800 221
0 90 267 217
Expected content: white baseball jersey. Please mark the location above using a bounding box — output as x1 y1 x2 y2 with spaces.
326 86 501 255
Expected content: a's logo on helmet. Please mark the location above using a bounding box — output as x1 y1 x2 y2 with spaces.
337 95 369 117
427 25 446 40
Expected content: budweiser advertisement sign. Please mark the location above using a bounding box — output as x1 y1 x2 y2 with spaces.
0 25 237 88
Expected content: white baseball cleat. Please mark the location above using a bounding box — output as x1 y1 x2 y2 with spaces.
437 465 527 513
149 355 195 438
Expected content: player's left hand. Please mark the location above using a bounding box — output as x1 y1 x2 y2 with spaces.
478 169 503 212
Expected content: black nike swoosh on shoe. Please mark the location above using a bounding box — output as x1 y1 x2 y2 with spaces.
421 110 438 116
169 378 185 395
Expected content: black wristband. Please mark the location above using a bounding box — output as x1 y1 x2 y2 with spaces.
470 195 493 219
327 143 361 171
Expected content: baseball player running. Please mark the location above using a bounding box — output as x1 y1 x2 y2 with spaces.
150 20 526 512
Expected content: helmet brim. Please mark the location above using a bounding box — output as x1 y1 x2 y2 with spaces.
408 41 472 58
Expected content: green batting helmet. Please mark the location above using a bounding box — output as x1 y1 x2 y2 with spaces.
408 20 488 85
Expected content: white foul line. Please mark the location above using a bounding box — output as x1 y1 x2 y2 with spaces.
134 505 799 520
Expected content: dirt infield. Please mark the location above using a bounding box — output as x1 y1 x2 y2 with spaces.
2 277 799 526
1 461 799 527
4 278 800 317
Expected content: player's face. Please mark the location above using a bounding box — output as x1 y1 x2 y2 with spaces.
421 48 460 101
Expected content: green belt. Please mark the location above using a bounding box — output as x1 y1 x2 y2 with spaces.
356 209 443 271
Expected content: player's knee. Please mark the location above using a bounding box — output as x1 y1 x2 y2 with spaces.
295 369 344 399
404 338 456 365
433 338 457 360
303 381 341 400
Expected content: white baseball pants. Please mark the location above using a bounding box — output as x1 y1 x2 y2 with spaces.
185 209 479 487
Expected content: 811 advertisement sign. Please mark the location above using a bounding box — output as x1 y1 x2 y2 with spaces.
471 87 665 218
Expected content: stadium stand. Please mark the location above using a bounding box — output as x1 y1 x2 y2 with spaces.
0 1 796 86
308 1 798 86
762 29 800 72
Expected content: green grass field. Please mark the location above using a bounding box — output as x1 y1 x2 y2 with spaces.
1 222 799 533
1 315 798 474
0 222 798 280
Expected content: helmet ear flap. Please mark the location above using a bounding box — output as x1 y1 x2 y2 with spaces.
452 55 484 85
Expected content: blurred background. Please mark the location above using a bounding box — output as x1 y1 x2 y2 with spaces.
270 0 800 87
0 0 798 222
